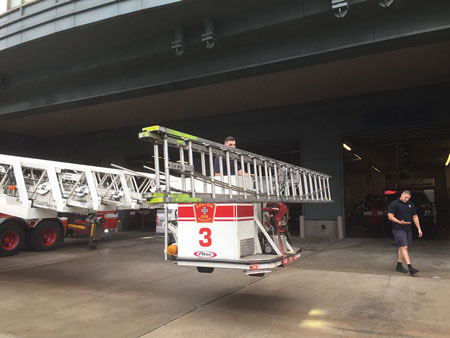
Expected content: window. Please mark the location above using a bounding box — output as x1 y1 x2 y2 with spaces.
5 0 37 12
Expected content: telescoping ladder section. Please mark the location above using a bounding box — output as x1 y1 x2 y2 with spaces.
0 154 156 219
139 126 332 204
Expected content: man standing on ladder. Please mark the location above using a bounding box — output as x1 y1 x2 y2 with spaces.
387 190 422 276
214 136 246 176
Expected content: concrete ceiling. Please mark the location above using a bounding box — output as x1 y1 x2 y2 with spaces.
1 40 450 137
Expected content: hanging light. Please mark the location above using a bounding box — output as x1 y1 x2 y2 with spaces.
379 0 394 8
332 0 349 18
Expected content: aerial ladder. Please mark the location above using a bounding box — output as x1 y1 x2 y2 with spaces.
0 154 155 256
138 126 333 276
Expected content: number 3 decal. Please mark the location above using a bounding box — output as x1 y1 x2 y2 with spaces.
199 227 212 247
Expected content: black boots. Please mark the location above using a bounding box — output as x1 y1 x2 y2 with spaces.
407 264 419 275
396 263 419 275
396 263 408 273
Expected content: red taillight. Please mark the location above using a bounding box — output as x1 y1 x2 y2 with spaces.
250 265 258 270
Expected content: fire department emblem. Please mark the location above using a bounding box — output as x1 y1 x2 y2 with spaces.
194 203 215 223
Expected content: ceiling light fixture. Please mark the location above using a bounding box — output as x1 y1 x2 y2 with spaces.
370 165 381 173
343 143 352 151
379 0 394 8
332 0 349 18
353 154 362 160
445 153 450 166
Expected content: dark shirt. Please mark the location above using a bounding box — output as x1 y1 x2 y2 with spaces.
213 157 241 175
387 198 417 232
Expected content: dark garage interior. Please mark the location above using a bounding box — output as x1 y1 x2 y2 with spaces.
344 122 450 239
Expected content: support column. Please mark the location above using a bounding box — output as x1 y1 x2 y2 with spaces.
299 215 306 238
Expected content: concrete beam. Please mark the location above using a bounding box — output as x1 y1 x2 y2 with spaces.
0 0 449 119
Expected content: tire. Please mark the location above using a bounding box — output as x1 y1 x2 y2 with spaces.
28 220 62 252
0 222 25 257
249 273 265 277
168 233 176 245
197 267 214 273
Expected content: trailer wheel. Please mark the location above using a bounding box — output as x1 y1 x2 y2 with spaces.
28 221 62 252
197 267 214 273
0 222 25 257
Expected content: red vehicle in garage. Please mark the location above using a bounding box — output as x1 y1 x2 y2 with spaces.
361 194 387 232
362 190 435 237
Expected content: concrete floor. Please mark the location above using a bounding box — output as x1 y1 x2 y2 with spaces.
1 233 450 338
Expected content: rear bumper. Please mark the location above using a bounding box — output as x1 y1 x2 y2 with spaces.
170 248 302 270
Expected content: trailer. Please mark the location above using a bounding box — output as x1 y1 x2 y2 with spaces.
138 126 333 275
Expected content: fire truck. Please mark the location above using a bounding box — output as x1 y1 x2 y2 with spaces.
138 126 333 275
1 126 333 276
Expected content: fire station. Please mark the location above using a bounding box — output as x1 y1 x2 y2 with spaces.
1 1 450 337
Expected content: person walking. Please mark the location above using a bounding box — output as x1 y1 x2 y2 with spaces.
387 190 422 275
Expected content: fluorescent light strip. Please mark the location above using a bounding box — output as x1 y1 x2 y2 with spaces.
370 165 381 173
353 154 362 160
343 143 352 151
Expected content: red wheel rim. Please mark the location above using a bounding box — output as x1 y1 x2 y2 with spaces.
41 228 57 246
1 231 19 250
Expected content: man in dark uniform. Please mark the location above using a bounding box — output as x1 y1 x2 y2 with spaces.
387 190 423 275
214 136 246 176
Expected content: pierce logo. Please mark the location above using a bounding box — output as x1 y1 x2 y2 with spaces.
194 203 215 223
194 251 217 258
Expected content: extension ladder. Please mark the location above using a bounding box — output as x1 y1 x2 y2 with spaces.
139 126 332 204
